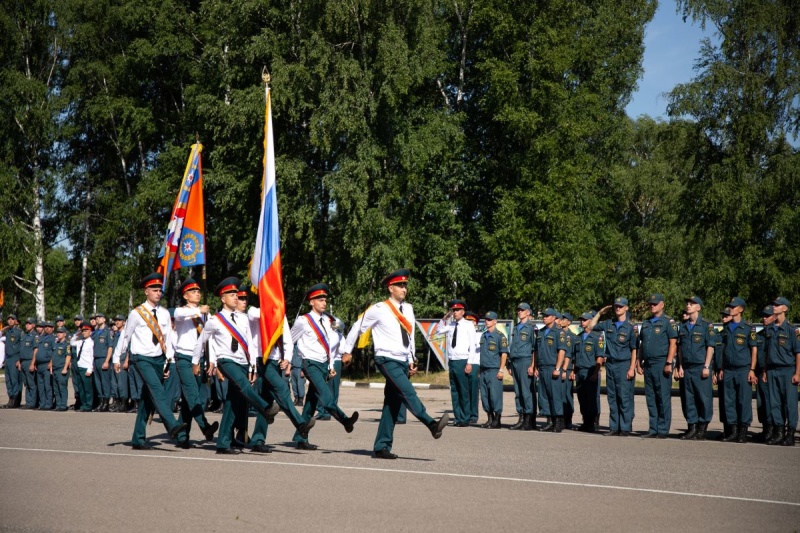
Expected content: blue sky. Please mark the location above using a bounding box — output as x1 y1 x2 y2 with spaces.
626 2 717 120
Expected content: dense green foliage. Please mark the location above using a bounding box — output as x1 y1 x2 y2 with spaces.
1 0 797 325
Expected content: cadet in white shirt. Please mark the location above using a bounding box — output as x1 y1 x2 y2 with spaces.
342 269 449 459
436 299 480 427
116 273 188 450
290 283 358 450
70 322 95 412
171 278 219 444
191 277 279 455
250 310 316 453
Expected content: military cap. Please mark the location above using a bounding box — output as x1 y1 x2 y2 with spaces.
465 311 479 322
95 312 105 319
141 272 164 289
73 314 83 321
215 276 241 297
516 302 531 312
44 321 54 328
56 326 67 333
237 289 249 300
648 293 664 304
305 283 330 301
773 296 791 308
26 317 36 324
561 312 573 322
79 321 93 330
579 311 594 321
179 277 201 294
381 268 410 287
686 295 703 306
54 315 65 322
728 296 746 308
7 314 17 321
449 299 466 310
543 307 561 319
761 305 774 317
36 320 45 327
113 314 126 322
613 297 629 306
721 306 732 316
485 311 498 321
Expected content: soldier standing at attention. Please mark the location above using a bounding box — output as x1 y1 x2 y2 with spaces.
718 297 757 443
589 298 637 436
19 318 39 408
464 311 481 424
559 312 577 429
191 276 279 454
1 314 23 408
32 321 55 410
755 305 775 442
572 312 604 433
478 311 508 429
436 300 479 427
290 283 359 450
70 315 84 410
51 326 72 411
508 303 537 431
341 269 449 459
92 313 114 412
117 273 189 449
713 306 732 438
637 293 678 438
110 315 130 412
535 308 569 433
71 322 95 412
765 297 800 446
675 296 715 440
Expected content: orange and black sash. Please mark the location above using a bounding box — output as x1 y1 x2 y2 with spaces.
385 299 412 348
134 305 166 354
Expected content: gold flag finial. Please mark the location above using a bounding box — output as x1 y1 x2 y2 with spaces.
262 67 270 86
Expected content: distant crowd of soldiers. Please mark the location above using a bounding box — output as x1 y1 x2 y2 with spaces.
2 285 798 453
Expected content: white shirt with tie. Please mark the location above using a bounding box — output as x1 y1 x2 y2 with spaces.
173 305 205 355
341 300 416 364
291 310 336 371
70 335 95 372
118 303 170 358
192 310 254 370
436 317 480 365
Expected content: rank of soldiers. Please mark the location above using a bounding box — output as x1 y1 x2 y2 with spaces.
2 278 798 455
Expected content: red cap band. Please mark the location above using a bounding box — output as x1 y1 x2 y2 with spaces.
451 303 465 310
387 275 408 286
237 290 248 297
307 289 327 300
144 278 163 289
182 283 200 293
218 284 238 295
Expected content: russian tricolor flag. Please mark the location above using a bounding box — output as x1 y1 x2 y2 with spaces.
250 86 286 361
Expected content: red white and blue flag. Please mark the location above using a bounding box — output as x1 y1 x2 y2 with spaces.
158 143 206 289
250 87 286 362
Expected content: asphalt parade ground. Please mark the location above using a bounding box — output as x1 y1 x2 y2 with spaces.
1 386 798 532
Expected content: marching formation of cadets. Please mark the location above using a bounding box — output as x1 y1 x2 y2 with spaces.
1 272 798 456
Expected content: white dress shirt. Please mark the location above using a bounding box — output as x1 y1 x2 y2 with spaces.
112 330 126 365
118 303 170 357
291 310 335 371
173 305 206 355
436 317 480 364
342 300 416 364
70 336 94 372
192 310 254 370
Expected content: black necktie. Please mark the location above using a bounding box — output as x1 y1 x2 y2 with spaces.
452 321 458 348
78 340 84 357
399 304 409 348
151 308 159 345
230 313 239 353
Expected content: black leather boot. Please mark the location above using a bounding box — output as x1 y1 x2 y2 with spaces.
735 424 748 443
680 423 697 440
758 424 772 443
510 413 524 430
767 426 785 445
481 413 493 429
781 428 796 446
540 417 554 432
694 423 708 440
721 424 737 442
521 414 534 431
490 412 502 429
554 416 565 433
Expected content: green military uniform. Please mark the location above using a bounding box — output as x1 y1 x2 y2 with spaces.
478 312 508 428
638 296 678 437
677 311 715 439
508 304 537 431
